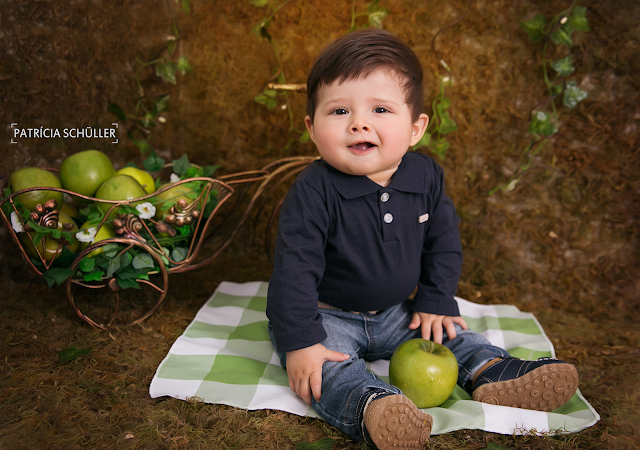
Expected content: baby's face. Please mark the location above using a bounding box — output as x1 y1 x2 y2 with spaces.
305 68 428 187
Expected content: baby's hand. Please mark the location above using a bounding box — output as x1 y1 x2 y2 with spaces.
408 312 468 344
285 343 350 405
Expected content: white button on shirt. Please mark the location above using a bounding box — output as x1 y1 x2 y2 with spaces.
380 192 389 202
383 213 393 223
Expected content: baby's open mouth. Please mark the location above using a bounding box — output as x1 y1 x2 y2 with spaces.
349 142 376 151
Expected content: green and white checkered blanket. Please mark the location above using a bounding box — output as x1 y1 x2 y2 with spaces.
149 281 599 435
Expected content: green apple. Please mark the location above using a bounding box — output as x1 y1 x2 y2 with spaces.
78 221 117 257
115 167 156 195
153 183 194 220
60 150 116 197
20 211 79 262
95 174 147 220
60 201 79 218
389 338 459 408
9 167 64 212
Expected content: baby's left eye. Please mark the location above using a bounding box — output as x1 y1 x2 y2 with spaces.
373 107 389 113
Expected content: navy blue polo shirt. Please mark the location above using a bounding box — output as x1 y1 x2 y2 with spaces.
266 151 463 353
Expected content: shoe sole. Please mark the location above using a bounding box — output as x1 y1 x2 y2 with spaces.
472 363 579 412
364 394 432 450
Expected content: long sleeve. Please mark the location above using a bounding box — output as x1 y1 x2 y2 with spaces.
411 162 463 317
266 177 330 353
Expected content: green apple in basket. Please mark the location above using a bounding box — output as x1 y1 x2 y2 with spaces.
9 167 64 212
20 211 79 262
95 174 148 220
60 150 116 197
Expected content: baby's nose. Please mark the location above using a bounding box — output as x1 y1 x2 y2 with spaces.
350 115 370 132
351 124 369 132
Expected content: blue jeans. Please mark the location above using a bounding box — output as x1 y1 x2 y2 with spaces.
268 300 508 442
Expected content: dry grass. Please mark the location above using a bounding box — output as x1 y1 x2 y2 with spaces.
1 0 639 448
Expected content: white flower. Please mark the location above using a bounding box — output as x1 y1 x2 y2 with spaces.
10 211 24 233
76 227 97 243
170 173 180 183
136 202 156 220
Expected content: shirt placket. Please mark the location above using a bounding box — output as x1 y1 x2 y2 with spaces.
379 188 398 243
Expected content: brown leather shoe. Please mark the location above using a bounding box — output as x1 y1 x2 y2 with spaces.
363 394 432 449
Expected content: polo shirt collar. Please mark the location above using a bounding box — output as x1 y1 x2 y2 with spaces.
323 153 427 199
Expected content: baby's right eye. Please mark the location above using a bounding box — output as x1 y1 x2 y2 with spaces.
332 108 348 115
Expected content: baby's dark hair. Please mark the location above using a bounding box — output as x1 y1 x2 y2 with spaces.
306 29 424 123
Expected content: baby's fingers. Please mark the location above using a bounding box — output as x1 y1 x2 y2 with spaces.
452 316 468 330
408 312 422 330
297 377 313 406
324 349 350 362
310 369 323 403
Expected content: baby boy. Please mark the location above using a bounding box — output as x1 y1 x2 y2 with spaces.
266 29 579 450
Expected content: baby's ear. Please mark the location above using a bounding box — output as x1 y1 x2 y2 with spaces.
409 113 429 146
304 116 316 143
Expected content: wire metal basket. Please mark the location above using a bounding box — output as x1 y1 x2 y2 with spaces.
0 156 317 330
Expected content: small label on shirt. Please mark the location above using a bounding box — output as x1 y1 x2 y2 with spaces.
419 213 429 223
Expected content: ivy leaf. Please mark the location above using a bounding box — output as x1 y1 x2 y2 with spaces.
133 253 155 270
106 252 133 278
156 61 178 85
132 139 153 155
116 276 140 290
367 0 389 29
83 270 104 282
31 232 46 247
171 247 188 262
172 154 192 177
254 88 278 110
140 113 157 129
51 245 78 269
181 0 191 14
251 18 272 42
100 243 120 259
144 150 165 172
88 210 104 223
115 265 139 280
563 80 589 109
551 55 575 77
550 82 564 97
58 347 92 364
118 205 140 216
435 104 458 135
565 6 590 32
296 437 336 450
299 130 311 143
153 95 171 114
203 165 220 177
186 166 203 178
167 39 177 56
43 267 75 287
177 56 193 75
528 111 558 137
412 131 431 149
177 225 191 236
79 258 96 272
108 103 127 121
551 26 573 47
430 139 450 160
520 14 546 42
